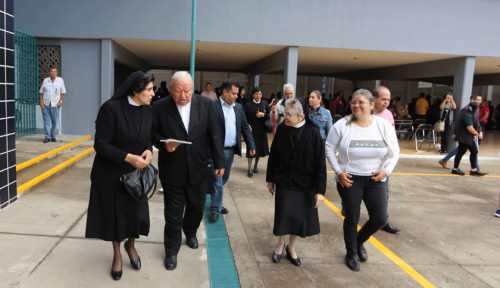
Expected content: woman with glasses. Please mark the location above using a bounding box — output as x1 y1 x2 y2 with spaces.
267 98 326 267
325 89 399 271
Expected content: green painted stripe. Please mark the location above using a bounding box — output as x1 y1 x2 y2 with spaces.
204 195 240 288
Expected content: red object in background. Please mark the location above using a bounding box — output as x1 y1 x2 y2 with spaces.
273 102 276 137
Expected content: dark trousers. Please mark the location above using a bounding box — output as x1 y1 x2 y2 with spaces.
454 142 478 170
440 116 452 152
162 180 206 257
337 176 388 256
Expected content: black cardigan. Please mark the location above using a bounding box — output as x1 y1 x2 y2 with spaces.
90 97 154 190
266 122 326 195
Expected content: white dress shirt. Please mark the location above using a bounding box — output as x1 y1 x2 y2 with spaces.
39 77 66 107
176 102 192 134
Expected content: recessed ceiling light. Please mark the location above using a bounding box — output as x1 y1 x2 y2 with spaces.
354 57 360 60
196 49 202 52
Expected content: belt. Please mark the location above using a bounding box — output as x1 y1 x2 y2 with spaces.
224 146 235 149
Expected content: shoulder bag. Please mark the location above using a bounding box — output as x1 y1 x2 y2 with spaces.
120 164 158 201
434 109 449 132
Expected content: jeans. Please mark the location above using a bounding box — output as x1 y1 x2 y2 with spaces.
337 175 388 256
209 148 235 215
442 140 480 169
42 106 60 139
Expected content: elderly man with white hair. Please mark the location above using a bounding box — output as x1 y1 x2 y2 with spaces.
271 83 295 125
153 71 225 271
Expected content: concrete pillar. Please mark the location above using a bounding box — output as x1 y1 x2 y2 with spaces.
325 77 335 99
195 71 202 92
451 56 476 151
487 85 493 100
100 39 114 104
304 76 308 95
283 46 298 92
375 80 381 88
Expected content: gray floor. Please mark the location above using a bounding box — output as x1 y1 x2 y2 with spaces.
3 135 500 287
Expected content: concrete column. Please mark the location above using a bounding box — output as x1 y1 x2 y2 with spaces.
283 46 298 91
100 39 114 104
375 80 381 88
453 57 476 115
304 76 308 95
195 71 202 92
451 56 475 151
487 85 493 100
325 77 335 98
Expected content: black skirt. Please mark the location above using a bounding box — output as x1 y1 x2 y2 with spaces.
246 133 269 158
85 183 150 242
273 187 320 238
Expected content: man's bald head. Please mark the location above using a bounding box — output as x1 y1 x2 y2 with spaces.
373 86 391 112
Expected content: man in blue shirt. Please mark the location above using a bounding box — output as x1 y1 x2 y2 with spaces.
209 79 256 221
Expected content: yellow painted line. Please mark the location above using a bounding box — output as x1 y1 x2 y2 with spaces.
326 171 499 177
323 198 436 288
17 147 95 195
16 135 92 172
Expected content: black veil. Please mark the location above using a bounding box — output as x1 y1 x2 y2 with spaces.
110 71 146 100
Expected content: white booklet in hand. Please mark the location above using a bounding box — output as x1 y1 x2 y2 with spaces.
160 139 192 145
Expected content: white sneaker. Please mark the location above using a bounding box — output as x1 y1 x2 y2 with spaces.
494 209 500 218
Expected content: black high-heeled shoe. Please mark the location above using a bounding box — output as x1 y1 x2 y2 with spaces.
285 245 301 266
111 259 123 280
272 244 285 263
125 240 141 270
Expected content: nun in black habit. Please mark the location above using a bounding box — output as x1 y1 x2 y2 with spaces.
266 97 326 266
85 71 156 280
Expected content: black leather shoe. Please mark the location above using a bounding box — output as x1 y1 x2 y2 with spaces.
285 245 301 266
209 213 219 222
345 254 360 271
125 240 141 270
186 237 199 249
247 169 253 177
272 244 285 263
221 207 229 214
43 138 50 143
357 244 368 262
253 167 258 173
452 169 465 176
111 259 123 280
51 138 57 142
470 170 486 176
381 223 400 233
164 255 177 270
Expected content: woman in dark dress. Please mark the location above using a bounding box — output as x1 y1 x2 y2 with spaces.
244 87 270 177
85 71 155 280
266 98 326 266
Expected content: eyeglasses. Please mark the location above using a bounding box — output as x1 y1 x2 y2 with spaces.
350 101 371 106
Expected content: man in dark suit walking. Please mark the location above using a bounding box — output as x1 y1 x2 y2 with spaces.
153 71 225 270
209 79 255 222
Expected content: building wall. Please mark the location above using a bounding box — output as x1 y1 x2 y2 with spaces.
1 0 16 210
14 0 500 58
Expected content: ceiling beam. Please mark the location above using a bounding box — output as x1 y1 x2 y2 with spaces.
331 58 464 81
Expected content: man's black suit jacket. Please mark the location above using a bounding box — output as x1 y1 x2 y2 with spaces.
91 97 154 190
153 94 225 187
213 98 255 156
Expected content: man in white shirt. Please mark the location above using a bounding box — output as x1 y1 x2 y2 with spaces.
271 83 295 125
39 68 66 143
201 82 217 101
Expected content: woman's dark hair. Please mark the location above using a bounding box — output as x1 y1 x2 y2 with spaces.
238 86 245 95
251 87 262 95
468 102 480 114
130 74 155 96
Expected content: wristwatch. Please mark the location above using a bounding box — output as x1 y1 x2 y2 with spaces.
59 100 63 103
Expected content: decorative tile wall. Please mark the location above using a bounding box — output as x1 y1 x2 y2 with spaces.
0 0 15 210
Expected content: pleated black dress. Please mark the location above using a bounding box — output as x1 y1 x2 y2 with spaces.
266 121 326 238
244 100 270 158
86 97 153 242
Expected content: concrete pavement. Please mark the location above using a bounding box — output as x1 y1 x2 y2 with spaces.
2 133 500 287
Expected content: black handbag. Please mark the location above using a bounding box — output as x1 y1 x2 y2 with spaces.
120 164 158 201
